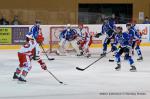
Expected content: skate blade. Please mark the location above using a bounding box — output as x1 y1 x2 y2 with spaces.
130 70 137 72
12 79 18 81
17 80 27 84
137 60 143 62
101 55 106 57
86 55 91 58
115 68 121 71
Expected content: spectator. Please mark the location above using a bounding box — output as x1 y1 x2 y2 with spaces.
143 17 150 24
11 16 21 25
0 16 9 25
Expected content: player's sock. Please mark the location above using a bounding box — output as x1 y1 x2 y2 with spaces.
109 51 115 62
135 46 143 61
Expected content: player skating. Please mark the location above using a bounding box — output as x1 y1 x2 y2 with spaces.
77 24 92 58
95 17 116 57
26 21 41 60
56 24 82 56
113 26 136 72
13 34 47 82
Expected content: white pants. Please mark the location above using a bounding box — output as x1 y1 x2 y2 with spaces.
35 43 40 57
58 38 80 55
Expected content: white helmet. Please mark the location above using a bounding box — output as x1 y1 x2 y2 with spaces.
66 24 71 28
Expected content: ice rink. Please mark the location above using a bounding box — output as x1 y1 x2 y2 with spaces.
0 47 150 99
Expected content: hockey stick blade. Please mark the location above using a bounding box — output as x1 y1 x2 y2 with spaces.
46 69 66 85
109 60 114 62
39 43 55 61
76 51 111 71
76 67 85 71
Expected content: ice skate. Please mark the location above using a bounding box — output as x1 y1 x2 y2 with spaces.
18 77 27 83
101 52 106 57
115 64 121 71
13 72 19 80
130 65 137 72
137 56 143 61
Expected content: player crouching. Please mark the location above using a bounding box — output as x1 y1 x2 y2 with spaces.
113 26 136 72
13 34 47 82
77 24 92 58
56 24 82 56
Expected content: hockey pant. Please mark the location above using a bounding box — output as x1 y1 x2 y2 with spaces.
115 47 134 65
33 42 40 60
57 38 68 54
58 38 80 55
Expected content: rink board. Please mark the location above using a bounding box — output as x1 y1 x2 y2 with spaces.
0 43 150 50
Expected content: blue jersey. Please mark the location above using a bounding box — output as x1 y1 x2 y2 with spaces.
59 28 77 41
28 25 40 39
128 26 141 44
114 32 131 47
101 18 116 37
132 26 141 40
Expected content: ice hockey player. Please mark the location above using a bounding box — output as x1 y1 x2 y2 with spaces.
95 17 116 57
56 24 81 56
77 24 92 58
113 26 136 72
13 34 47 82
130 22 143 61
27 20 41 60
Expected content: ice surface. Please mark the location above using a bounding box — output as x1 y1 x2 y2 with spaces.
0 47 150 99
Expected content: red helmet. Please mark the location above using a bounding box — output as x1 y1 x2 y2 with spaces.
78 23 84 29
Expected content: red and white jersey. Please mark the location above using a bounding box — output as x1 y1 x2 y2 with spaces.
18 40 37 56
78 28 92 49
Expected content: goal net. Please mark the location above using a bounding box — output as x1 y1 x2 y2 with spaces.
49 25 89 54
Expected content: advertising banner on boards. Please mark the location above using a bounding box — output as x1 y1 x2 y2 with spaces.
12 27 29 44
0 27 12 44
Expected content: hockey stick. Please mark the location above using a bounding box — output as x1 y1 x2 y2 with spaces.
76 51 111 71
46 69 66 85
39 43 55 60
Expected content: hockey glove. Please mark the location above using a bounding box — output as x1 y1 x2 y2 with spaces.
94 33 102 38
136 40 141 46
36 34 44 44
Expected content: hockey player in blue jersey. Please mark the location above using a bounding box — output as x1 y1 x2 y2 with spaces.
113 26 136 72
95 17 116 56
126 23 143 61
26 21 41 60
56 24 81 56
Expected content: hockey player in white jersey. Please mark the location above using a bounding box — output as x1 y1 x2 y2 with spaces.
56 24 81 56
13 33 47 82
